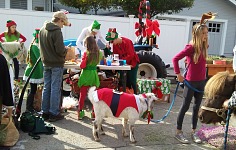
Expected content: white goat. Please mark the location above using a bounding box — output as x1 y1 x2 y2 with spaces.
1 42 27 64
88 87 158 143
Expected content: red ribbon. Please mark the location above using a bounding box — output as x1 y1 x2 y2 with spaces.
145 18 160 37
135 22 146 37
152 81 163 99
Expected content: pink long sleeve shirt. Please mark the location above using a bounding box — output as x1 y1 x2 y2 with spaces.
172 44 206 81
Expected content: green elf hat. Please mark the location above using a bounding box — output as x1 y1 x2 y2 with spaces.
91 20 101 32
105 28 118 41
33 28 40 43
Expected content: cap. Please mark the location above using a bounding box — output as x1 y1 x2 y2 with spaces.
52 11 71 26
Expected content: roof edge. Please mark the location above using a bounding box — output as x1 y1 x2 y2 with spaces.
229 0 236 5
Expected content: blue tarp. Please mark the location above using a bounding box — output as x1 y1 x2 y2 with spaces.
64 39 77 46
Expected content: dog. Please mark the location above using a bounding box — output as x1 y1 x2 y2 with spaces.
87 87 158 143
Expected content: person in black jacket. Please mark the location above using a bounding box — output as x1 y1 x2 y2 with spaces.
0 51 14 118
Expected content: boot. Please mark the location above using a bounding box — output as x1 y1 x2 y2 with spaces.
26 93 35 112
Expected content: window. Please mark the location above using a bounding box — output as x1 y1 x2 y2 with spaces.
192 21 221 33
0 0 5 8
10 0 27 10
208 23 221 33
33 0 44 11
33 0 52 11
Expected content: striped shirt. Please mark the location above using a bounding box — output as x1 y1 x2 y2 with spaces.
228 91 236 108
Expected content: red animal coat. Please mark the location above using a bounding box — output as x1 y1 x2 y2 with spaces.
94 88 140 117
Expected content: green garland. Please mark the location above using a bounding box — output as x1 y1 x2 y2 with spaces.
142 110 153 119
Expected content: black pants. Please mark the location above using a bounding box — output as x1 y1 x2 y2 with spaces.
0 54 14 106
119 64 139 94
30 83 37 95
13 57 19 80
177 80 205 130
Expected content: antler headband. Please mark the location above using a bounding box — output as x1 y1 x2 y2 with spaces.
195 12 217 32
200 12 217 25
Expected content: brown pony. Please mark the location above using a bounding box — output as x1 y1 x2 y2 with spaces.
198 71 236 124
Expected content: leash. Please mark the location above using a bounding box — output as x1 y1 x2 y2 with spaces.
151 82 180 123
223 108 233 150
183 80 204 93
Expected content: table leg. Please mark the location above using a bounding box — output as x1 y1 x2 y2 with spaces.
122 70 127 92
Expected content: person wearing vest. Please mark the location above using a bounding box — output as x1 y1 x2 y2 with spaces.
23 29 44 112
77 36 103 120
0 20 27 80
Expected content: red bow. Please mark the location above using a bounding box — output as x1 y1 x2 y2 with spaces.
135 22 146 37
145 19 160 37
152 81 163 99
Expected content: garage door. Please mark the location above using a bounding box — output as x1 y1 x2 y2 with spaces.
190 21 223 55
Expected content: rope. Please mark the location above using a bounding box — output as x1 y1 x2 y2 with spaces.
151 82 180 123
223 108 233 150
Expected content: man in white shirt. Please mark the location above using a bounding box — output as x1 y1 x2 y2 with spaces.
76 20 108 57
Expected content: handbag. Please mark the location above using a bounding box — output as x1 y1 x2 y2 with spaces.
0 117 20 146
20 112 56 140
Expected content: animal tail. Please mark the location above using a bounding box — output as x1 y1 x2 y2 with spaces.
87 86 97 105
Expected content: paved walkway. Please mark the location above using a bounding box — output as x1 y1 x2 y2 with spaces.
10 67 218 150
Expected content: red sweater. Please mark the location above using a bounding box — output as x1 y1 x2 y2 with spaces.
0 32 26 42
172 44 206 81
113 37 139 68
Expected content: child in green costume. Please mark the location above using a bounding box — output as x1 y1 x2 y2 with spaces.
23 29 44 112
77 36 103 120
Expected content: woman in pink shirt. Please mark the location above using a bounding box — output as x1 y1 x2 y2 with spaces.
172 23 208 144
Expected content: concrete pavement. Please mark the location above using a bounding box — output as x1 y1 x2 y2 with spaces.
9 67 218 150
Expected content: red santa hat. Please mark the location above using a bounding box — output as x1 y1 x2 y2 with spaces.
6 20 17 27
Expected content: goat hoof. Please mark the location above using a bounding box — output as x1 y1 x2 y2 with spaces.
130 140 136 143
100 132 105 135
95 138 101 142
123 133 128 137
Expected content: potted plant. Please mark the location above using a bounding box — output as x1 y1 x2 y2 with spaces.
223 57 233 65
206 55 213 64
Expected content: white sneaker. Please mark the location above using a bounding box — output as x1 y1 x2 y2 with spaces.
191 132 202 144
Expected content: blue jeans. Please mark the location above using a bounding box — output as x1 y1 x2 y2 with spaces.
42 67 63 116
